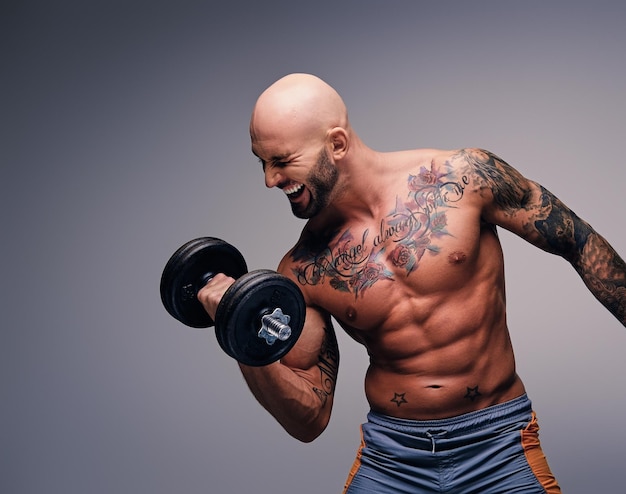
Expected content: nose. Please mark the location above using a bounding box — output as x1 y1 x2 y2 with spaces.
264 167 285 189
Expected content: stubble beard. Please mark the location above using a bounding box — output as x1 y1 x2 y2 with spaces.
291 148 339 219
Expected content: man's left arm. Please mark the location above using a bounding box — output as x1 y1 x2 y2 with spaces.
459 147 626 326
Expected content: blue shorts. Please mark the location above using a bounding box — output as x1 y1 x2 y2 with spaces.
343 394 560 493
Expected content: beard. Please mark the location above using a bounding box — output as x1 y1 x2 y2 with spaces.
291 147 339 219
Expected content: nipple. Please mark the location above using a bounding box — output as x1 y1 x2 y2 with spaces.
345 306 357 322
448 251 467 264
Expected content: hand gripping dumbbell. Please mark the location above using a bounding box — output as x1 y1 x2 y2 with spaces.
160 237 305 366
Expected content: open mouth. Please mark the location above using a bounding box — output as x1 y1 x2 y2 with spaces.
283 183 305 200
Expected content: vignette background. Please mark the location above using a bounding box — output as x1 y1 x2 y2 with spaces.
3 1 625 492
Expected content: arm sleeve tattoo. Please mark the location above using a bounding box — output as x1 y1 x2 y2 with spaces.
461 148 626 325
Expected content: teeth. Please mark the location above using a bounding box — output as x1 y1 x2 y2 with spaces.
284 183 304 196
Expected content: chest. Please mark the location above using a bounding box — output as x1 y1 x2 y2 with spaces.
291 203 494 331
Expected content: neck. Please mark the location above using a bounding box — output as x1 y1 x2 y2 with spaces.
319 144 390 223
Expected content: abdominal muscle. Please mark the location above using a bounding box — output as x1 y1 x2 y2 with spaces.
363 345 525 420
338 275 526 420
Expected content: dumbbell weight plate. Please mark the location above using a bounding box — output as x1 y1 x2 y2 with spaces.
215 269 306 366
160 237 248 328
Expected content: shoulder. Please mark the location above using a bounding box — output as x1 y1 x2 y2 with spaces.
276 225 320 280
445 148 536 212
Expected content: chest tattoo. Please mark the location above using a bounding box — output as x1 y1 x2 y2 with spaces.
291 159 469 297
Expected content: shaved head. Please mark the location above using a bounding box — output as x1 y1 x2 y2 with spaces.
250 74 356 219
250 73 349 147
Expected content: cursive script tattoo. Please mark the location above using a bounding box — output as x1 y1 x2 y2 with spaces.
291 159 469 297
312 325 339 406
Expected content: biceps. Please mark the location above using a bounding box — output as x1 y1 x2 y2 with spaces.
492 180 593 262
529 186 594 260
282 307 339 402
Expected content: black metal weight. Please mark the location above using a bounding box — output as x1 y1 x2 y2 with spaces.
160 237 248 328
160 237 305 366
216 269 305 366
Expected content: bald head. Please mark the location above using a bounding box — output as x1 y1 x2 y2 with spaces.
250 73 349 147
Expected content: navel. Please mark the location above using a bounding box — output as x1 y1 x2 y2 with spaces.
448 251 467 265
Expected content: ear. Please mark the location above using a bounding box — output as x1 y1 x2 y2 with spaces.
327 127 348 161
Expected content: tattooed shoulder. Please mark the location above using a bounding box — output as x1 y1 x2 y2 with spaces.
455 148 532 214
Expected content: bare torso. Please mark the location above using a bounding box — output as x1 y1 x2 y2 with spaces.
282 149 525 419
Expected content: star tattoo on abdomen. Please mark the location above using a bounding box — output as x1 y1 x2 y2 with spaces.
464 386 482 402
390 392 408 407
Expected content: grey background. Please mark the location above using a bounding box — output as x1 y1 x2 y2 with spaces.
3 1 625 493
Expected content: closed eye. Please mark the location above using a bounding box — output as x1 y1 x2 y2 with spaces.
256 154 290 171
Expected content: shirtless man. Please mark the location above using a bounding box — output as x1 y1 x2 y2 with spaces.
198 73 626 493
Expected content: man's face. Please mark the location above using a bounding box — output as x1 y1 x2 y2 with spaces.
290 146 339 219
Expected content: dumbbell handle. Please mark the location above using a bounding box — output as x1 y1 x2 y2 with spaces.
200 272 216 286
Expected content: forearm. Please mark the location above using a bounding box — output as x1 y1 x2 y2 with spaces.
196 265 338 440
238 362 332 442
573 231 626 326
520 183 626 326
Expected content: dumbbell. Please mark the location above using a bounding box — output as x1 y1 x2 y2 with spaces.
160 237 305 366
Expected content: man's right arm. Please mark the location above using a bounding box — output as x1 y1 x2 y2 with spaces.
239 305 339 442
197 276 339 442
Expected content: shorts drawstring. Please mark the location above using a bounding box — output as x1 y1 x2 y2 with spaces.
425 429 447 454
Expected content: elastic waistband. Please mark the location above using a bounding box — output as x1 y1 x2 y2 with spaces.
367 394 532 436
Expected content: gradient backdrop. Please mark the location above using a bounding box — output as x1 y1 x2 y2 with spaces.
3 1 626 493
